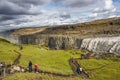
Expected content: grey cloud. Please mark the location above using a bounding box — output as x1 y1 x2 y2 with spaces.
0 15 17 21
52 0 63 3
52 0 97 7
0 1 28 15
9 0 48 8
0 0 45 23
0 0 45 15
64 0 97 7
10 0 47 5
60 13 71 19
94 8 115 13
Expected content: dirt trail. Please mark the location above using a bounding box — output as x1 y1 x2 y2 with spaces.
69 58 89 78
13 50 21 65
6 50 21 68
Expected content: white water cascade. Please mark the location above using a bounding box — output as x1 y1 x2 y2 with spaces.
81 37 120 54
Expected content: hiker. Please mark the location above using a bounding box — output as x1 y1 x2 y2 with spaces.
86 52 91 59
80 67 83 74
0 62 2 75
76 66 80 74
1 62 6 77
81 54 85 59
76 66 83 74
19 45 23 50
28 61 32 72
34 64 39 73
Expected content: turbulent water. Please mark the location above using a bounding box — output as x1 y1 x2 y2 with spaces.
81 37 120 54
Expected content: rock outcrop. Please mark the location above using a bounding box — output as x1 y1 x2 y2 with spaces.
19 34 49 45
48 36 82 49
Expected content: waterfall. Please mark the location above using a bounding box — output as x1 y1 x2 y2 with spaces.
81 37 120 54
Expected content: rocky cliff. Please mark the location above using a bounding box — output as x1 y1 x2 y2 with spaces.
48 36 82 49
19 34 49 45
19 34 120 54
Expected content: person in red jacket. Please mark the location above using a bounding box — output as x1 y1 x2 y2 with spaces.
34 64 38 73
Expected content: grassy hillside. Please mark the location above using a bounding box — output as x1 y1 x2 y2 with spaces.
0 38 120 80
77 58 120 80
0 38 18 65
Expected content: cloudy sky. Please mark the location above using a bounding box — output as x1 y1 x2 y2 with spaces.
0 0 120 30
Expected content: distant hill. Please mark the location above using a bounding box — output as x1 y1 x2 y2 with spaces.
0 17 120 42
6 17 119 38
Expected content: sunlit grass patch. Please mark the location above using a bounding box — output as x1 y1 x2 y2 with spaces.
18 45 83 74
77 58 120 80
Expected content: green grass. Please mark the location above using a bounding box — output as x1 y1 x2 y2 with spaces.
0 38 18 65
18 45 83 74
92 60 120 80
77 58 112 70
77 58 120 80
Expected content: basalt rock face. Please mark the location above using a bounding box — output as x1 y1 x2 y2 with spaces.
19 35 83 49
19 34 49 45
48 36 82 49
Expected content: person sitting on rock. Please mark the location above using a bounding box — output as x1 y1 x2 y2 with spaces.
34 64 39 73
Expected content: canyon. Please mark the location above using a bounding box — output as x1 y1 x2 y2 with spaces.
0 17 120 54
